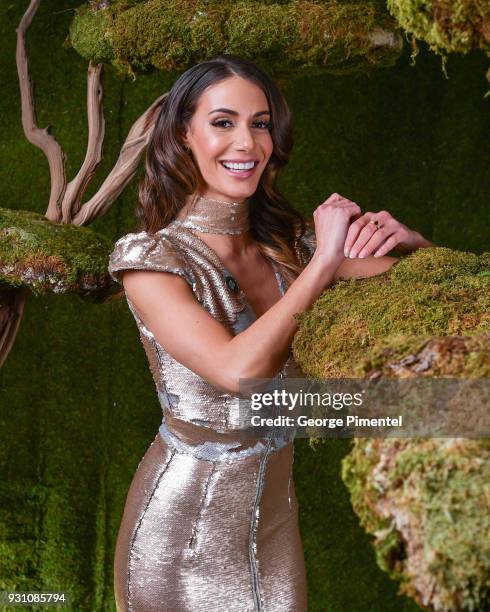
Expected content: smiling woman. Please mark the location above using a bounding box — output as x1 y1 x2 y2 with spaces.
107 54 433 612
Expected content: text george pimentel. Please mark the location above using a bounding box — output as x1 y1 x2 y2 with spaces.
248 390 403 428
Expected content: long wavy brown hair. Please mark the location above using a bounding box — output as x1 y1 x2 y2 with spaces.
134 54 312 289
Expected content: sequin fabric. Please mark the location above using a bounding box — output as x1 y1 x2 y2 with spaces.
108 220 316 612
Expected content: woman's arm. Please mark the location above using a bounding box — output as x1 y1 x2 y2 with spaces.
122 252 338 394
122 193 361 394
333 254 399 282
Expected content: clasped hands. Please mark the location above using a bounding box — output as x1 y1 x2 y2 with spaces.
316 193 433 260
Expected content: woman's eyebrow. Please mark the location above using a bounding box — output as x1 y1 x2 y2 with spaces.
208 108 271 117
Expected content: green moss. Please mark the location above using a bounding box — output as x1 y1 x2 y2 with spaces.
68 0 402 77
292 247 490 378
0 207 115 298
342 439 490 610
387 0 490 59
67 5 115 63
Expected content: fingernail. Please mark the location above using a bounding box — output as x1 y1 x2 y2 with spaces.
359 253 365 258
349 253 356 259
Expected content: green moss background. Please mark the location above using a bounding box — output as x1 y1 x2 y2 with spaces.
0 1 488 610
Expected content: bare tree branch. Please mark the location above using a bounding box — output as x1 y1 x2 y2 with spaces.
72 92 168 226
16 0 66 223
7 1 168 368
62 62 105 222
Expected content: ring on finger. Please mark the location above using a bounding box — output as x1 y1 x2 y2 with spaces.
368 219 382 231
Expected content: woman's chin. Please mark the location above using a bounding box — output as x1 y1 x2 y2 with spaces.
206 182 258 201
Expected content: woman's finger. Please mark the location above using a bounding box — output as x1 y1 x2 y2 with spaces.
353 225 394 258
344 214 372 255
346 213 396 257
346 217 385 257
372 233 400 258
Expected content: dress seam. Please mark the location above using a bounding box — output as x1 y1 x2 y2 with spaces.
188 462 217 551
127 448 176 612
248 432 274 612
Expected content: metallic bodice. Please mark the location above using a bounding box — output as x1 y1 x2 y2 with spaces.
108 219 315 433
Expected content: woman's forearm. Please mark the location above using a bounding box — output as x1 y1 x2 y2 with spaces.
224 253 338 383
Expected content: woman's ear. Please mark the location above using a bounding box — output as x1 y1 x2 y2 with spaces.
181 137 191 153
180 125 191 150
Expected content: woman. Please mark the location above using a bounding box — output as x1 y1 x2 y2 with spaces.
108 54 433 612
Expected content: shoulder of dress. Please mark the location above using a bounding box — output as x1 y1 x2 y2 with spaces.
107 229 193 286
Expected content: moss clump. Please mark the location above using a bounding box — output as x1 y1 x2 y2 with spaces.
342 438 490 611
68 0 403 78
387 0 490 62
0 207 115 299
64 4 115 63
292 247 490 378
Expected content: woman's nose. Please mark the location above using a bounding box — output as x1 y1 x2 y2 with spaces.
234 123 255 149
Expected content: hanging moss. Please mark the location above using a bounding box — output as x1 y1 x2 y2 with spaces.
0 207 115 299
67 0 403 77
387 0 490 63
292 247 490 378
342 438 490 611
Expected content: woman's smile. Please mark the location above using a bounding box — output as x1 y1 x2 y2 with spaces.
219 159 260 179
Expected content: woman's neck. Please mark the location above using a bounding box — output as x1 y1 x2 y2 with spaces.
176 192 255 257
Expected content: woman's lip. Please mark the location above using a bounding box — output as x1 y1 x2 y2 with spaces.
219 159 259 164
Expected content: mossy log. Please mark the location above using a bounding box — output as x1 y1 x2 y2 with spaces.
0 207 115 299
292 246 490 378
68 0 403 77
292 247 490 611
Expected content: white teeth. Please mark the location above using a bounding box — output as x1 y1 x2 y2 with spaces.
222 161 255 170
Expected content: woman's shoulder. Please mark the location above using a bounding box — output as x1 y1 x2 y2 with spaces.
108 228 193 287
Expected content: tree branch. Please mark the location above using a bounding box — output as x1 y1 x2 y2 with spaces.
62 62 105 222
16 0 67 222
72 92 168 226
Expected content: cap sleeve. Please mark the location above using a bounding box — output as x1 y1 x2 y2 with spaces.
108 231 195 289
297 226 317 266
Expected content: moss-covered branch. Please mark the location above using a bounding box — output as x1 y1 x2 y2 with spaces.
0 208 115 299
293 247 490 610
292 247 490 378
68 0 403 77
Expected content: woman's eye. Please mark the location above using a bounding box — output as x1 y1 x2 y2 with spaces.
212 119 233 128
212 119 272 130
255 120 272 130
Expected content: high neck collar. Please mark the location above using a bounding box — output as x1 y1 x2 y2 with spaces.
176 193 251 235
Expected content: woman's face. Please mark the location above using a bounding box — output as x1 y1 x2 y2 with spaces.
182 76 274 203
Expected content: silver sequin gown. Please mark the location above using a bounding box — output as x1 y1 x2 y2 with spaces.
108 218 316 612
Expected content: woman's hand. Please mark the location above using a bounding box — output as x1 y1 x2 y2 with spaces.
312 193 362 268
343 210 434 259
